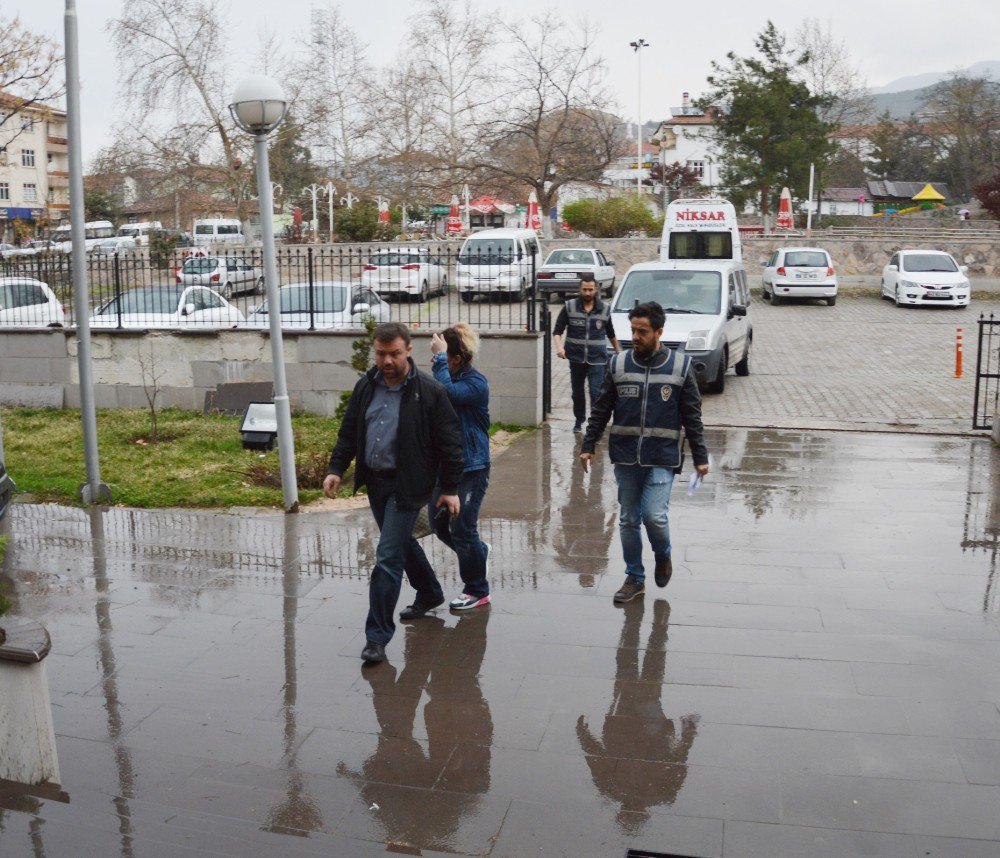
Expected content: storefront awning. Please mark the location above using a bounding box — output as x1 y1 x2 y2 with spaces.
0 207 44 220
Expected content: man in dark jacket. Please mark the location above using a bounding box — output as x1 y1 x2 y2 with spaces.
580 302 709 604
324 322 464 664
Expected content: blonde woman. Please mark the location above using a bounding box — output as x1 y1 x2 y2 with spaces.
429 323 492 609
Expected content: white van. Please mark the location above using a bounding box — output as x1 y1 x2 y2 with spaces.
660 197 742 263
608 198 752 393
117 221 163 246
455 228 541 302
192 218 245 247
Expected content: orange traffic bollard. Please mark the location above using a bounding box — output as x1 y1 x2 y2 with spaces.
955 327 963 378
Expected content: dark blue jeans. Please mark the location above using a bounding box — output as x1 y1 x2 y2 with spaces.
431 467 490 599
365 475 444 647
570 360 607 425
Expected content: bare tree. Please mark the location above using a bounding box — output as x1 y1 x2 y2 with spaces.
364 57 440 200
409 0 495 190
108 0 250 216
0 14 64 147
296 5 373 192
481 13 621 225
793 18 873 128
136 340 165 444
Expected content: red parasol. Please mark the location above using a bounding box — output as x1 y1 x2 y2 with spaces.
445 194 463 235
776 187 793 230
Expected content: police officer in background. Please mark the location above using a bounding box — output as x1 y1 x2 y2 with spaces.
580 301 709 604
553 272 620 433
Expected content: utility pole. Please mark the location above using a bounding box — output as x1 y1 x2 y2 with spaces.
630 38 649 198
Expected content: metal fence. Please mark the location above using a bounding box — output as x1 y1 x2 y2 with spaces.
973 313 1000 431
0 245 539 332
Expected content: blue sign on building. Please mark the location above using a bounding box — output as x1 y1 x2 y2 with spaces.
0 207 44 220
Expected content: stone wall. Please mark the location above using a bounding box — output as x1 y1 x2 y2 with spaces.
539 237 1000 279
0 329 544 426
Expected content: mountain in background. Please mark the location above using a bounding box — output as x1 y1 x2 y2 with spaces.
869 60 1000 119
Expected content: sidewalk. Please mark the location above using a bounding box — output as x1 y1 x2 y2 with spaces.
1 415 998 855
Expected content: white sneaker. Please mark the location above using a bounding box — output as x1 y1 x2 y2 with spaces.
450 593 491 610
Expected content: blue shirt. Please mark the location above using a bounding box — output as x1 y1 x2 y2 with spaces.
364 368 411 470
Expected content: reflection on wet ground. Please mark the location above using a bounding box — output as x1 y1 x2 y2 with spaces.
0 423 999 856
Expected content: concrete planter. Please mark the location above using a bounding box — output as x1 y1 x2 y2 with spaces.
0 615 61 785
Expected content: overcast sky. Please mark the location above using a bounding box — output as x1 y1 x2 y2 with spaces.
18 0 1000 163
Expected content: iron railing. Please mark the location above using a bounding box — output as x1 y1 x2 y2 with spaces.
0 245 540 332
973 312 1000 430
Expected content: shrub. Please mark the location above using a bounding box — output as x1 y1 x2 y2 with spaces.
563 195 663 237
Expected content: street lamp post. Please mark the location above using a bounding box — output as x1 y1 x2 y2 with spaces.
324 180 336 242
303 183 326 244
229 75 299 513
630 38 649 198
340 192 358 209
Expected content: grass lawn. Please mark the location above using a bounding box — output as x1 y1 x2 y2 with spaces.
1 408 529 510
1 407 341 509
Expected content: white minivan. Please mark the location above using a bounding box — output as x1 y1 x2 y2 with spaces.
607 198 752 393
455 228 541 302
193 218 245 247
117 221 163 246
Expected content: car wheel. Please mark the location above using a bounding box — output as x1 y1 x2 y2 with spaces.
894 286 903 307
510 279 525 302
439 275 448 296
603 278 614 298
255 276 264 295
769 289 781 306
222 282 233 300
705 349 727 394
880 280 889 300
826 296 836 306
414 280 429 303
460 291 474 304
735 340 750 376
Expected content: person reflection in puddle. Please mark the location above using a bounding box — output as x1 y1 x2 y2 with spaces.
554 453 615 589
337 611 492 848
577 599 699 831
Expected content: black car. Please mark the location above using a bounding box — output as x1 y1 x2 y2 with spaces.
0 457 13 520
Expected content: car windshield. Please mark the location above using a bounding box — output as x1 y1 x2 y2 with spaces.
257 284 349 314
119 227 139 238
369 252 426 266
614 270 722 315
784 251 828 267
96 288 182 315
182 257 220 273
545 250 594 266
459 239 516 264
902 253 958 273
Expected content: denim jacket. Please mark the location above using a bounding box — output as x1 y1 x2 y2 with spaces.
431 352 491 472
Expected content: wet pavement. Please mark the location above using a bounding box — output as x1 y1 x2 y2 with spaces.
1 414 999 857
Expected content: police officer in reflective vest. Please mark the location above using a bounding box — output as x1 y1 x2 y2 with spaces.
553 273 620 432
580 301 709 604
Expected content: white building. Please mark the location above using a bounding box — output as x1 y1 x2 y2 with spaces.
651 93 721 195
0 92 69 240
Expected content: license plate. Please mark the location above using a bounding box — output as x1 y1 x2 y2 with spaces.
555 272 576 279
795 272 818 280
927 289 950 297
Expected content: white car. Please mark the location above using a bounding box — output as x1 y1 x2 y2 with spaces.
360 247 447 302
535 247 616 300
244 281 391 330
95 237 138 257
881 249 971 308
762 247 838 306
0 277 67 327
90 285 244 329
176 255 264 300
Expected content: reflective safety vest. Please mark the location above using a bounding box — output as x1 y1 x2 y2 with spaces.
608 347 690 467
564 298 612 365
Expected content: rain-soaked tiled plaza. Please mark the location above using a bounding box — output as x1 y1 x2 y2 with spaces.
2 417 999 856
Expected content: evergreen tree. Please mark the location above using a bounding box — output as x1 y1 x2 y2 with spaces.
699 21 835 214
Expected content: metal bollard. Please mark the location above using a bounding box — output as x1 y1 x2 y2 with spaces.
954 327 963 378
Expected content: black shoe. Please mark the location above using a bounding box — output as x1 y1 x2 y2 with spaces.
654 556 673 588
573 421 584 433
361 641 386 664
613 575 645 603
399 596 445 620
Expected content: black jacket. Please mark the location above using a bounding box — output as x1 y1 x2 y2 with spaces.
327 359 465 510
